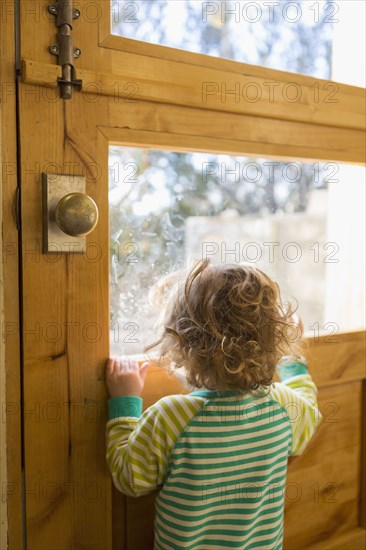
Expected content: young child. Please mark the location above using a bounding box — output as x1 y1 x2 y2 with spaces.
105 259 322 550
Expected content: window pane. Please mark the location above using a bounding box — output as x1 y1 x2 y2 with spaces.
109 148 365 356
111 0 333 79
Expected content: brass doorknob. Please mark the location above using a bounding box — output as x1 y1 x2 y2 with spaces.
55 192 99 237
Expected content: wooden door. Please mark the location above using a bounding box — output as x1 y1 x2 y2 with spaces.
5 0 366 548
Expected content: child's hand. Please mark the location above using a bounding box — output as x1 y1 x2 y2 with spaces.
106 357 150 398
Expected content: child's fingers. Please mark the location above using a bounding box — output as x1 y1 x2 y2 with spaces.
140 362 150 382
130 359 139 372
106 358 115 376
120 357 129 373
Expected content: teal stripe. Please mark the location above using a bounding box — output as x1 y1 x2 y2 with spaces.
189 389 247 398
187 416 286 429
243 527 283 550
166 456 287 481
190 403 288 428
174 411 291 443
172 432 291 464
169 445 289 473
155 529 283 550
195 392 268 404
160 472 287 503
156 503 283 531
163 450 288 485
201 396 269 409
157 490 285 514
166 465 285 492
199 399 279 416
165 477 286 496
166 474 286 504
155 512 283 544
174 424 290 452
157 499 285 524
205 398 280 410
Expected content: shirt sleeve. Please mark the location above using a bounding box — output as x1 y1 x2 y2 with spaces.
105 394 203 496
270 356 323 456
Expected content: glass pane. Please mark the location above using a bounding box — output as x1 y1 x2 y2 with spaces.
111 0 334 79
109 148 365 356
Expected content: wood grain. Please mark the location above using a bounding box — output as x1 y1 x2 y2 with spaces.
284 382 362 548
19 88 112 548
305 330 366 387
103 125 365 165
21 55 366 132
106 101 366 165
0 3 23 549
307 527 366 550
17 1 366 548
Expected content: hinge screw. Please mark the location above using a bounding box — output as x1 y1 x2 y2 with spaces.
74 48 81 58
73 8 81 19
48 4 57 15
50 44 59 55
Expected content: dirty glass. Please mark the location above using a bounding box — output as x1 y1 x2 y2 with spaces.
111 0 334 79
109 147 365 355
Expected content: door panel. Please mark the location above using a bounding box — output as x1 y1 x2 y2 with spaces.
17 1 365 549
20 93 110 548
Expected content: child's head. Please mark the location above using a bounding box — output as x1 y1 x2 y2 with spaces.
145 259 300 393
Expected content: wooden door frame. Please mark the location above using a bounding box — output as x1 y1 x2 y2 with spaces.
1 0 365 548
0 2 23 549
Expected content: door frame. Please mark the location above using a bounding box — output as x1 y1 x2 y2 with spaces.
1 0 365 548
1 2 23 549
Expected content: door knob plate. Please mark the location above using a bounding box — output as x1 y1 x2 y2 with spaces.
42 173 97 253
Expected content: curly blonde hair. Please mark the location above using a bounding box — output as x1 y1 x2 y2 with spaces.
144 259 301 394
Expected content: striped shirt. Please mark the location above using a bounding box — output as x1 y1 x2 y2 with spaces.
106 357 322 549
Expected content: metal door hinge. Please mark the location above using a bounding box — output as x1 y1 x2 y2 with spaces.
48 0 82 99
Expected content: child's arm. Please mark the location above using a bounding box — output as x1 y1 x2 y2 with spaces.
105 356 168 496
106 396 169 496
270 356 323 456
105 357 202 496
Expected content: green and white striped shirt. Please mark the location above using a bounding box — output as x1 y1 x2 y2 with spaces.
106 358 322 549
